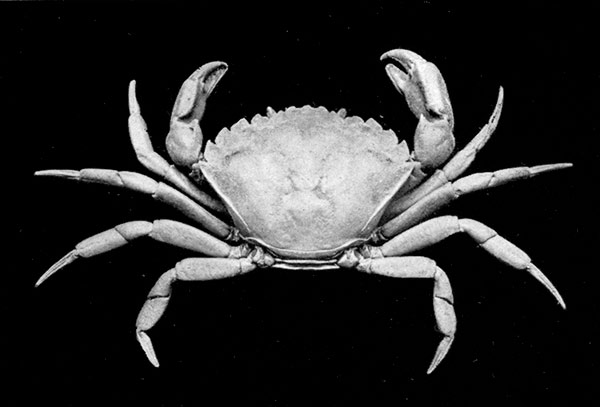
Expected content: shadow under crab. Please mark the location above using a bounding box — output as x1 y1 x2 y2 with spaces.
35 48 571 373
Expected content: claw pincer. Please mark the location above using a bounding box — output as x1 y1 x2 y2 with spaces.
382 49 455 170
166 61 228 168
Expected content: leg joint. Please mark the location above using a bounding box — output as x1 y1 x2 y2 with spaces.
147 268 176 298
115 221 154 241
458 218 497 244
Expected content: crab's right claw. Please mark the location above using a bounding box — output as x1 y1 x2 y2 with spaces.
166 61 228 168
382 49 455 171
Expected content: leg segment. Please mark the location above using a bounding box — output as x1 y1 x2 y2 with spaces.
385 87 504 219
381 49 455 171
378 215 565 308
34 168 232 239
128 80 226 213
357 256 455 374
136 257 256 367
35 219 245 286
377 163 572 239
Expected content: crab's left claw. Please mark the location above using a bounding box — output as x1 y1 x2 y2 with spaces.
382 49 455 171
166 61 228 168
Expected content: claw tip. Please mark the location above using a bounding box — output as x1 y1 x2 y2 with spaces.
380 48 408 61
380 50 392 61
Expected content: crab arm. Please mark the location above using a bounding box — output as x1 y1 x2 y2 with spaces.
34 219 245 287
34 169 232 239
377 162 573 240
165 62 228 168
377 215 565 309
128 81 226 213
381 49 455 170
355 256 455 374
385 87 504 219
136 257 256 367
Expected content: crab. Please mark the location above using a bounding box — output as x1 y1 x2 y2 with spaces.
35 48 571 373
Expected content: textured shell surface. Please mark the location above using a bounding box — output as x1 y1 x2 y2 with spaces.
198 106 414 258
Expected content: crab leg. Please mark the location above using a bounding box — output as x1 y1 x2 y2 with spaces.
165 62 228 168
385 87 504 219
136 257 256 367
35 169 232 239
376 215 565 309
35 219 245 287
356 256 455 374
377 162 572 240
381 49 455 171
128 81 226 213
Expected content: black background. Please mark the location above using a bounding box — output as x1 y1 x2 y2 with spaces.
4 2 597 406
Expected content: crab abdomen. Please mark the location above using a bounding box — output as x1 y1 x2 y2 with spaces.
199 106 414 258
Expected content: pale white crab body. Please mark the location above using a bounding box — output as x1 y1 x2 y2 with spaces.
36 49 569 374
199 106 415 259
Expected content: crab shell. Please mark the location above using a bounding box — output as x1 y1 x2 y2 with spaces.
196 106 416 262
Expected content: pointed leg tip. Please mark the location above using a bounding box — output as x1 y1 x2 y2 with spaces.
550 292 567 311
427 335 454 374
128 80 140 115
34 269 54 286
137 330 160 368
495 87 505 108
491 88 504 119
555 293 567 310
527 264 567 311
34 169 60 177
34 169 67 178
426 357 441 375
129 80 137 98
34 169 80 179
150 356 160 368
34 269 56 287
35 251 78 287
537 162 573 177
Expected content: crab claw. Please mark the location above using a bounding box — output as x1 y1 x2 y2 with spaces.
166 61 228 168
381 49 455 170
